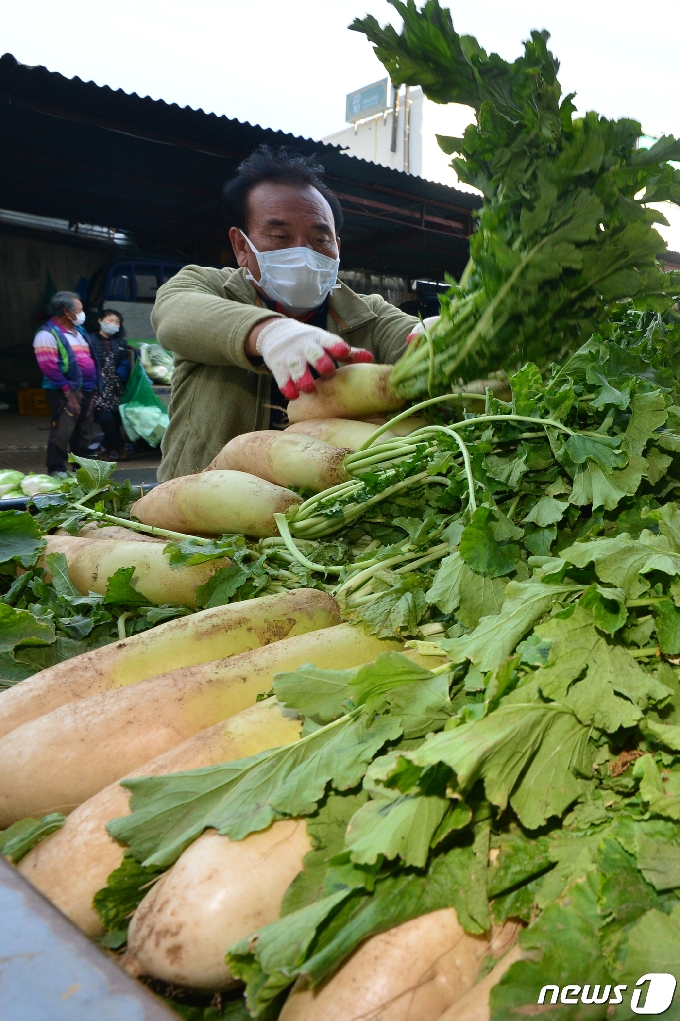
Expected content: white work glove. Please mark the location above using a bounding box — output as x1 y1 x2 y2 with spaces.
255 318 373 401
406 315 441 344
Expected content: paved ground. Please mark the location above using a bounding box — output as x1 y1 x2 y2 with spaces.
0 412 161 484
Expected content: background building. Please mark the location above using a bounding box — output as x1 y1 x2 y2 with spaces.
323 86 477 190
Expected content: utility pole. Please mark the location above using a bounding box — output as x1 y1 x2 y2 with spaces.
403 85 411 173
390 83 400 154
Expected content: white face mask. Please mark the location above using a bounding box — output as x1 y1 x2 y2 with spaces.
100 320 119 336
72 311 86 327
241 232 340 313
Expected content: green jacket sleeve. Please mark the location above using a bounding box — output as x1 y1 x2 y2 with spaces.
151 265 281 370
356 294 419 365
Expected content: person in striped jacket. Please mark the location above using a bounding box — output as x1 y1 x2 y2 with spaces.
33 291 100 474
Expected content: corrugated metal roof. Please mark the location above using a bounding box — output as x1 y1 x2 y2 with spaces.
0 53 480 279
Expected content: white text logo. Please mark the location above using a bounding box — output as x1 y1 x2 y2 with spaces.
537 974 677 1015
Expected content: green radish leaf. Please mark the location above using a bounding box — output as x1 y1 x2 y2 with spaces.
350 571 428 638
164 534 247 566
654 598 680 655
110 714 402 867
619 905 680 990
349 652 438 711
425 551 466 614
595 835 660 970
68 453 117 490
622 390 668 456
564 433 627 471
44 551 81 601
587 370 630 410
487 829 553 898
534 606 670 732
0 651 37 686
195 564 249 608
142 605 192 625
282 792 370 915
438 581 577 672
523 526 556 557
460 507 520 578
634 834 680 892
656 502 680 551
403 696 592 830
510 363 544 417
57 615 94 640
491 876 614 1020
345 790 448 867
12 636 86 672
0 813 65 863
274 664 357 724
569 461 629 511
484 452 528 488
0 510 45 568
523 497 569 528
102 566 152 606
93 854 166 934
645 718 680 751
578 584 628 634
562 533 680 598
0 602 55 654
453 566 506 629
635 756 680 821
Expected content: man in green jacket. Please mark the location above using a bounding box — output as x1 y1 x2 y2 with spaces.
152 146 420 481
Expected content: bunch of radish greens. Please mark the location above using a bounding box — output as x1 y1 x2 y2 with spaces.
353 0 680 398
91 309 680 1017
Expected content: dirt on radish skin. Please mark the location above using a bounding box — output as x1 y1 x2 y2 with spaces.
124 821 312 990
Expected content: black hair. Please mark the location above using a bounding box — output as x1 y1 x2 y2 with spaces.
99 307 126 339
49 291 81 317
222 145 343 235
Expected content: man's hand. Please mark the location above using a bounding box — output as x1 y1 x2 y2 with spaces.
406 315 441 344
253 318 373 401
64 390 81 416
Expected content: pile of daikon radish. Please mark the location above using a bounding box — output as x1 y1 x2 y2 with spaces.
2 363 518 1021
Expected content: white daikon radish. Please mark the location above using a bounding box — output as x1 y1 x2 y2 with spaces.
208 431 349 492
131 470 302 538
287 364 405 423
124 821 311 990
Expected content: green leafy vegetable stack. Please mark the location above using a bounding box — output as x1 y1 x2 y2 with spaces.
351 0 680 397
98 314 680 1018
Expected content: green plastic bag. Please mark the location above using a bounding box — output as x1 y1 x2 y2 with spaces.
119 361 169 447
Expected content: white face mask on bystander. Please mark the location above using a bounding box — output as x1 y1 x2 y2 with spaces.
72 311 86 327
100 320 119 336
241 232 340 313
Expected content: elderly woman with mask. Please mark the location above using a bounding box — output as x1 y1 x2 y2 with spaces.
33 290 99 474
151 145 422 482
88 309 130 459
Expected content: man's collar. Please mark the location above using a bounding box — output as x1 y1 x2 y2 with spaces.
222 268 377 332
